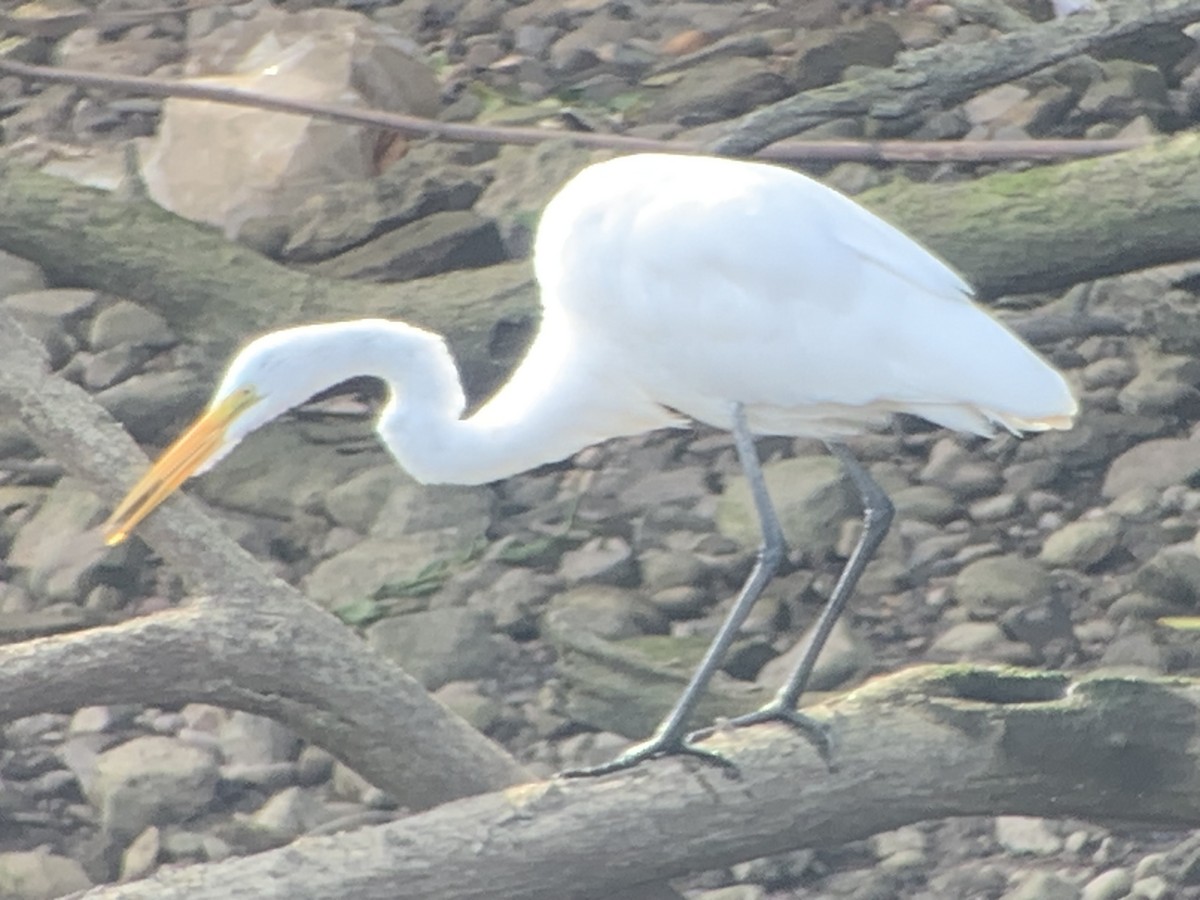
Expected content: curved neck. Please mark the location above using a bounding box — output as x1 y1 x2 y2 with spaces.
374 317 679 486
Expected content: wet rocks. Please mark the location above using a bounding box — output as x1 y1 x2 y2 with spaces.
366 607 506 690
87 736 220 841
954 554 1055 618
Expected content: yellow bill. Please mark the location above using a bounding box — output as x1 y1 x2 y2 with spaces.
102 389 257 546
1158 616 1200 631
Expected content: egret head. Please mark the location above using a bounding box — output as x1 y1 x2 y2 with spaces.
101 326 342 547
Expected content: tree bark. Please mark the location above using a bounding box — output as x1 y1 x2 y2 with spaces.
71 665 1200 900
707 0 1200 156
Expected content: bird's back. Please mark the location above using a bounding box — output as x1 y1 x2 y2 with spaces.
533 154 1076 439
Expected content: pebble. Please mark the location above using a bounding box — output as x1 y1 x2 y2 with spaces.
0 850 92 898
557 535 638 586
543 584 668 641
954 554 1054 618
995 815 1064 856
1000 870 1080 900
86 735 220 840
365 608 505 690
1134 546 1200 606
120 826 162 882
1104 437 1200 498
1040 518 1122 569
716 455 856 562
1081 867 1133 900
88 299 175 351
217 711 301 767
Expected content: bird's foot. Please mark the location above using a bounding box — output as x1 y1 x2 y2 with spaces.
560 732 738 779
689 702 837 771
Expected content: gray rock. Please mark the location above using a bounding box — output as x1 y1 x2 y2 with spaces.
872 824 928 861
892 484 960 525
558 536 637 587
69 705 137 734
1081 357 1137 390
366 607 504 689
645 57 789 126
4 288 98 340
1118 353 1200 417
920 439 1003 500
296 746 336 786
120 825 162 882
95 368 208 444
0 250 47 299
0 850 92 899
757 617 869 693
969 493 1019 523
88 299 176 352
321 466 402 532
954 554 1054 617
717 455 856 562
217 711 300 766
252 786 332 840
964 83 1031 127
1081 868 1134 900
544 585 668 642
308 210 506 283
1131 875 1170 899
691 887 766 900
995 815 1064 856
219 762 298 792
368 481 494 541
87 735 220 840
1077 59 1169 126
303 532 458 608
1098 632 1166 673
433 681 503 733
82 345 149 391
1134 547 1200 606
1040 518 1122 569
1103 437 1200 498
7 476 139 602
1000 870 1079 900
469 566 556 638
789 20 902 91
639 548 711 593
928 621 1035 665
194 421 383 523
283 152 489 261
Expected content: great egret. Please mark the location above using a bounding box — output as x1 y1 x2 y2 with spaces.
104 153 1077 775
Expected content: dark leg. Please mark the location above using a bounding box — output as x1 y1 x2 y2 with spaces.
561 403 785 777
691 442 894 758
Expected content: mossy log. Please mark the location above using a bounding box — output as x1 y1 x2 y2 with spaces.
75 666 1200 900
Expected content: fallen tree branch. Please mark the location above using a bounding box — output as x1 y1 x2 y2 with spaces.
708 0 1200 155
74 666 1200 900
0 59 1147 164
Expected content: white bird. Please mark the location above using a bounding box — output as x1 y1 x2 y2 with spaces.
103 153 1077 775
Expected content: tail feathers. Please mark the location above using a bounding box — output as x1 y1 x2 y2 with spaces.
996 411 1077 433
918 398 1078 438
